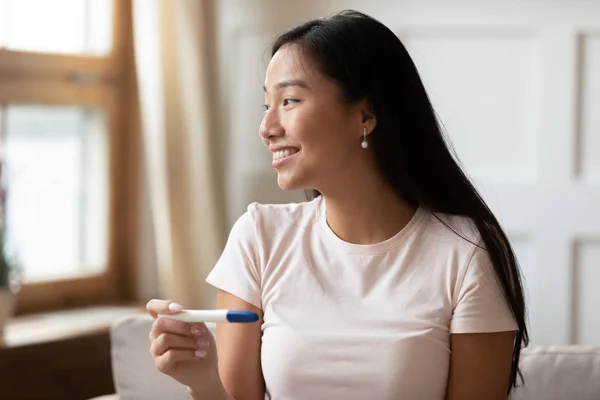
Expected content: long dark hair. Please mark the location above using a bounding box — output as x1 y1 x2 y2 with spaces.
271 10 529 392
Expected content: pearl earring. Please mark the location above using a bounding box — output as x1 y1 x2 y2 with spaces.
361 127 369 149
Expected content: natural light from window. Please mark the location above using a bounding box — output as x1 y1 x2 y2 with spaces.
0 0 113 55
2 105 109 282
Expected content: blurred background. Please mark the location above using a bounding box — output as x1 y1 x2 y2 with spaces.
0 0 599 399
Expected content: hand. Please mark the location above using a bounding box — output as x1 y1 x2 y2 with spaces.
146 299 226 396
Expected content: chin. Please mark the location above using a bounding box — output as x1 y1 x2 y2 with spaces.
276 173 306 191
276 178 297 191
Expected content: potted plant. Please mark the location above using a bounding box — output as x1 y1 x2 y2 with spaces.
0 160 19 337
0 232 17 336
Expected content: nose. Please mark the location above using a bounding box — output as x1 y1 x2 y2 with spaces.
259 108 284 142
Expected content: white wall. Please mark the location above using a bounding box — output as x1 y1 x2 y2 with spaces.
202 0 600 346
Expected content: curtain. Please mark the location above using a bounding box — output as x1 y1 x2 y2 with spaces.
132 0 223 308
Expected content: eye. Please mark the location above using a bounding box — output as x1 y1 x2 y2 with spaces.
283 98 300 106
262 104 270 112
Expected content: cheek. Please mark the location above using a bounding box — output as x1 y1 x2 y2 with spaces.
286 110 320 144
302 128 354 173
285 105 355 171
291 104 346 144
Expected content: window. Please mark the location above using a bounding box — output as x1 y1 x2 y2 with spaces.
3 106 109 282
0 0 113 55
0 0 136 314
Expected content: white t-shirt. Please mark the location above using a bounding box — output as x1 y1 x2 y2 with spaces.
206 196 517 400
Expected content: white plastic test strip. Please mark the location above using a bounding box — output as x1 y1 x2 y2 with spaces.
157 309 259 323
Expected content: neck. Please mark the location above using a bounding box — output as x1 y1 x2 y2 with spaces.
318 159 417 245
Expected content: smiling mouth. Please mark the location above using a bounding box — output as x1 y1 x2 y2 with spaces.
272 148 299 161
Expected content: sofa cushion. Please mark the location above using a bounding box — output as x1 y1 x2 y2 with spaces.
510 345 600 400
110 315 217 400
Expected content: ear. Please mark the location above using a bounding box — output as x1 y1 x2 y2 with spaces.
360 100 377 135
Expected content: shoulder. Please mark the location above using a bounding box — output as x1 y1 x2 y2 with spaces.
419 210 506 296
410 208 486 279
418 208 482 251
234 196 322 243
246 196 321 229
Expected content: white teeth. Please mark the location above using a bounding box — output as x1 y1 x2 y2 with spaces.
273 148 298 160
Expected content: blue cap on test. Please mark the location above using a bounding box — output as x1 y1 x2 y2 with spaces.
226 310 259 323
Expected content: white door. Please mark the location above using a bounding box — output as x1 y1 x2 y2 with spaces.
211 0 600 346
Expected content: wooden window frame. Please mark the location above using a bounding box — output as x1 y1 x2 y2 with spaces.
0 0 138 314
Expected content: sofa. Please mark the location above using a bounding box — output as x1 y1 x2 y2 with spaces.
92 314 600 400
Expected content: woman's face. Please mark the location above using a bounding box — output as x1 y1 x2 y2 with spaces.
260 44 366 192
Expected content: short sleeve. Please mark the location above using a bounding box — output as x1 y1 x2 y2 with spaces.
205 207 262 309
450 245 518 334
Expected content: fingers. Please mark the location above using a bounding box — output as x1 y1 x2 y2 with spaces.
147 302 217 380
150 332 210 357
149 316 208 340
146 299 183 319
154 349 201 374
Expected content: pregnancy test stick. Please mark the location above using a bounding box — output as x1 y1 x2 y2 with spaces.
158 309 259 323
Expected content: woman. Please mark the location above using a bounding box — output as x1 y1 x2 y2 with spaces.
146 10 528 400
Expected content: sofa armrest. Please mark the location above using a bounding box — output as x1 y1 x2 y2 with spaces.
109 315 197 400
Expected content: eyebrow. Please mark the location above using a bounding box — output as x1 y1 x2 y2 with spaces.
263 79 311 92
